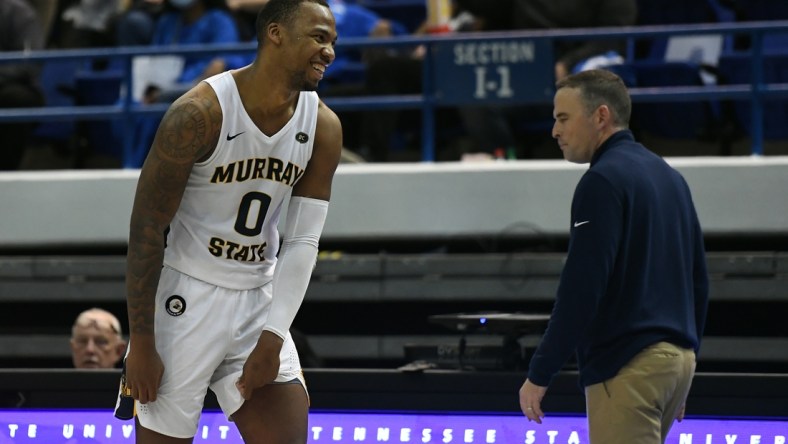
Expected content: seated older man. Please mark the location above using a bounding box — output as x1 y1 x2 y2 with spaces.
70 308 127 369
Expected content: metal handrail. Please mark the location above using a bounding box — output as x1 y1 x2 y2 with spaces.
1 20 787 165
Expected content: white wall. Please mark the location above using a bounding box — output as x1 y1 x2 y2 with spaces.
1 156 786 248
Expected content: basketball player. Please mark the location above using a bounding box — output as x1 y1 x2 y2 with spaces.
116 1 341 442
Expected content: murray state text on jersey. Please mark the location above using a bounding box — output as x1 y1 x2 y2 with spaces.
210 157 305 186
205 156 306 262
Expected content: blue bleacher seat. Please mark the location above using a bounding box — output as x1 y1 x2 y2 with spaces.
626 61 718 139
717 53 788 139
353 0 426 34
33 60 81 145
723 0 788 54
605 64 638 88
622 0 732 144
635 0 731 60
73 69 125 160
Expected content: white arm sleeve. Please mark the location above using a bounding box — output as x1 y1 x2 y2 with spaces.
263 196 329 340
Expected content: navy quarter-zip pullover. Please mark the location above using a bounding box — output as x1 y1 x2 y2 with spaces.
527 130 709 388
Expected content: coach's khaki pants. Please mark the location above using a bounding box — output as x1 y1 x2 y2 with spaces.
585 341 696 444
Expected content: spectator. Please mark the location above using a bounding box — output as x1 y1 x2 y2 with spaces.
24 0 60 46
54 0 124 50
0 0 46 170
453 0 637 158
358 4 480 162
115 0 166 47
144 0 247 101
70 308 127 369
455 0 636 79
226 0 276 43
319 0 409 154
118 0 247 167
323 0 407 82
360 0 636 161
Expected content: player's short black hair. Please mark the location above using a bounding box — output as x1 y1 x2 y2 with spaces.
255 0 330 45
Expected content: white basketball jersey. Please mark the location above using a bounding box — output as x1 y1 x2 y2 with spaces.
163 71 319 290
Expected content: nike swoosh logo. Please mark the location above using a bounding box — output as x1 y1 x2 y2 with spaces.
226 131 245 141
573 221 590 228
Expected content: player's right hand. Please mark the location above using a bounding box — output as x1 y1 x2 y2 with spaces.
236 331 283 400
125 338 164 404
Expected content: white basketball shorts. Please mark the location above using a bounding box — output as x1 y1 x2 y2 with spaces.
131 265 306 438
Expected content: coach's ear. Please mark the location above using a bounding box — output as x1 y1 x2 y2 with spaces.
595 104 612 130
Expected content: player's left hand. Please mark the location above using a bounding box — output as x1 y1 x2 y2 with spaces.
236 330 284 400
519 379 547 424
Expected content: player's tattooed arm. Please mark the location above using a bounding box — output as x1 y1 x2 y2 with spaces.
126 84 222 337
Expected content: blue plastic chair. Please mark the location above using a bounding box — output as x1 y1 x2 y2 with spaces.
74 69 125 160
717 53 788 139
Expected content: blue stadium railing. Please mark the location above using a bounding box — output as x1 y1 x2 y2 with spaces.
1 21 788 167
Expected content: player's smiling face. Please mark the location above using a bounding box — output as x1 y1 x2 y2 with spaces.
285 2 337 91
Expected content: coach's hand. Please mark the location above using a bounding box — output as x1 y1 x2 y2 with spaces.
675 403 687 422
519 379 547 424
236 331 283 400
125 335 164 404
